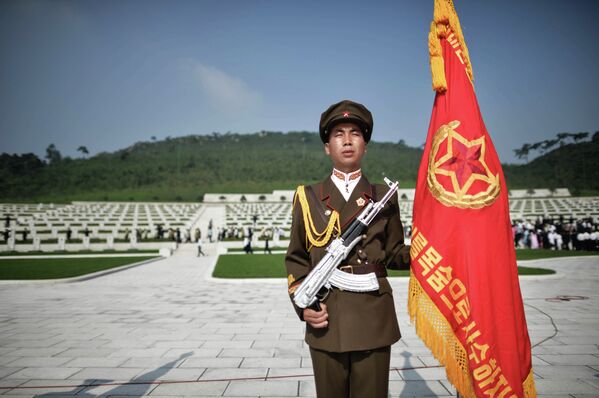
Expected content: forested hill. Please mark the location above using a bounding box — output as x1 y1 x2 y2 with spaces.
0 132 421 202
503 137 599 196
1 131 597 202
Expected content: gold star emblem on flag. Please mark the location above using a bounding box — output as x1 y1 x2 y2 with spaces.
427 120 500 209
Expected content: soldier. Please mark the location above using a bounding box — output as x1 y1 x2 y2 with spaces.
285 100 410 397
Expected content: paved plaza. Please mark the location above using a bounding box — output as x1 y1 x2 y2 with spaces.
0 244 598 397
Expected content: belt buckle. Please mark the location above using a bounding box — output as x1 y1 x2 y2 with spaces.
340 265 353 274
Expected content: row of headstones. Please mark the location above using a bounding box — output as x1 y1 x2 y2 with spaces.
226 205 292 212
226 210 291 216
33 212 180 224
511 197 599 207
52 211 194 220
30 223 183 230
27 221 186 231
27 203 201 219
3 225 188 239
58 204 201 216
3 235 141 251
0 203 58 211
511 212 595 221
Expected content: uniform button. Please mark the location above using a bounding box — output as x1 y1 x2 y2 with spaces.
358 249 363 254
357 259 362 264
361 234 367 240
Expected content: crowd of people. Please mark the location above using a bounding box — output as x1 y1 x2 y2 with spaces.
194 219 283 255
512 216 598 251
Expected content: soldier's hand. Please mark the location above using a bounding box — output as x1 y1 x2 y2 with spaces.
303 303 328 329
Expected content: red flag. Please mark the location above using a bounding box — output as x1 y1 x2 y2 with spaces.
408 1 537 397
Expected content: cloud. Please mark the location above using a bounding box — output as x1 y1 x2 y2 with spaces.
187 61 263 113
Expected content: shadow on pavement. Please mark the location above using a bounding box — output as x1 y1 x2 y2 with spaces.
398 351 437 397
35 352 193 398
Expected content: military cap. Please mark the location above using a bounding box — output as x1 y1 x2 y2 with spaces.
319 99 373 143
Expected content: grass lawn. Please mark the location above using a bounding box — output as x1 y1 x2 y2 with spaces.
213 254 287 278
0 256 157 280
211 249 595 278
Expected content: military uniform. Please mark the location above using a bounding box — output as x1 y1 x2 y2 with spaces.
286 173 410 396
285 99 411 397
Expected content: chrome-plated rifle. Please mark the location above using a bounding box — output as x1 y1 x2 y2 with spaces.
293 177 399 311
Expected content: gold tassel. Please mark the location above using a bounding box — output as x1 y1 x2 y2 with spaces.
429 0 475 92
429 21 447 92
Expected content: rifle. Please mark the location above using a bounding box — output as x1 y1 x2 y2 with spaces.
293 177 399 311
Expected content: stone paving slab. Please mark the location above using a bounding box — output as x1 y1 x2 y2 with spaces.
0 247 597 397
224 380 298 397
149 380 228 396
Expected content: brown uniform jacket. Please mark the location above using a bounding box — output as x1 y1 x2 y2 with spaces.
285 174 410 353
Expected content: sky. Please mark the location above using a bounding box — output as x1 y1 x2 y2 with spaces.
1 0 598 164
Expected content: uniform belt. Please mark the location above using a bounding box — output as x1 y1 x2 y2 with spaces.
339 263 387 277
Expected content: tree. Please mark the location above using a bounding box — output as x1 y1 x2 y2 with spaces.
541 139 559 153
556 132 570 146
529 142 542 155
513 143 531 163
45 144 62 164
572 132 589 143
77 146 89 157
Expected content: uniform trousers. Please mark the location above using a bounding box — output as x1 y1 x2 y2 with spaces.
309 345 391 398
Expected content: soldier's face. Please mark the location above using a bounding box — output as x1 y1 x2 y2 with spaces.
324 122 367 173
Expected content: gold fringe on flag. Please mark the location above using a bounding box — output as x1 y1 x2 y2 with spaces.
429 0 474 92
408 271 476 398
408 271 538 398
294 186 340 250
523 369 538 398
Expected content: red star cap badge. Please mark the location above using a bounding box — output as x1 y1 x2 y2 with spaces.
343 112 350 117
